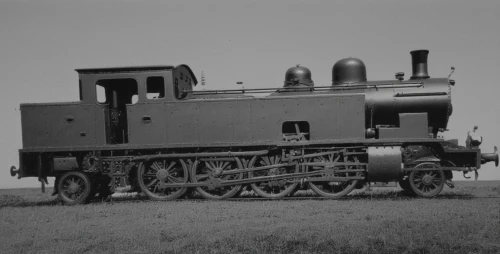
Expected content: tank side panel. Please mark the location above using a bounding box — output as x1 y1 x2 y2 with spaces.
164 94 365 147
198 101 235 143
127 102 167 145
166 102 200 144
301 95 365 140
231 100 252 143
253 95 365 141
166 100 254 145
250 99 290 142
292 97 320 139
21 104 96 148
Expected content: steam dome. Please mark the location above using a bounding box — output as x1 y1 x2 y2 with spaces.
332 58 367 85
284 65 314 87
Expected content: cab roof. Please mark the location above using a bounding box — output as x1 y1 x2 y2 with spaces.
75 65 174 74
75 64 198 85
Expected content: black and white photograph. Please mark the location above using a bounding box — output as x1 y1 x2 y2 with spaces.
1 0 499 253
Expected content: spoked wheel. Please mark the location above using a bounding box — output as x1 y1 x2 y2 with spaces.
58 171 92 205
137 158 189 200
306 151 359 198
249 155 298 198
409 162 445 197
191 157 243 199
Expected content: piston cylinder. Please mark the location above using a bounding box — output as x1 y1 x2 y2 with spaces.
367 146 402 182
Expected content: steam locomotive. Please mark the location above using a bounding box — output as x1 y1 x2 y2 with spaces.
10 50 498 205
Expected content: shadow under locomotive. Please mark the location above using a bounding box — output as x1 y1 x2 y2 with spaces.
0 187 480 208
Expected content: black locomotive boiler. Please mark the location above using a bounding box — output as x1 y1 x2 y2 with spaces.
10 50 498 205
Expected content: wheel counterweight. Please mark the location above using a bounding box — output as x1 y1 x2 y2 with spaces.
137 159 189 200
249 155 298 198
191 158 243 199
306 151 359 198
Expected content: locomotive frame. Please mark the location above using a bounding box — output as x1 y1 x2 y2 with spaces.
10 50 498 205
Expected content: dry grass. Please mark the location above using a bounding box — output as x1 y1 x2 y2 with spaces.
1 181 499 254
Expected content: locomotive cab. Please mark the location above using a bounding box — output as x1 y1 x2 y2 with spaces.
15 65 197 178
75 65 197 145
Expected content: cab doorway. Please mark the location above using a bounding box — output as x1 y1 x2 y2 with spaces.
96 78 138 144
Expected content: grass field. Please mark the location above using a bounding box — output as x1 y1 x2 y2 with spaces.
1 181 499 254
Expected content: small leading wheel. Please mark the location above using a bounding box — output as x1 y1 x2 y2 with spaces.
249 155 298 198
137 158 189 200
191 158 243 199
409 162 445 197
58 171 92 205
306 152 359 198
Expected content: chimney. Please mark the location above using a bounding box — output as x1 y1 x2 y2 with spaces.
410 50 430 79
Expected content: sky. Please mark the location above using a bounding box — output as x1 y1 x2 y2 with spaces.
0 0 499 189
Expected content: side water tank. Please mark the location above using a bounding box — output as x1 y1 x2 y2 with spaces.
332 58 367 85
283 65 314 87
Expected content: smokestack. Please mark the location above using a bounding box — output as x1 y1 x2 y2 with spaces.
410 50 430 79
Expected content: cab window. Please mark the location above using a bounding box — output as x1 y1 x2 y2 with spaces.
146 76 165 100
95 78 138 105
